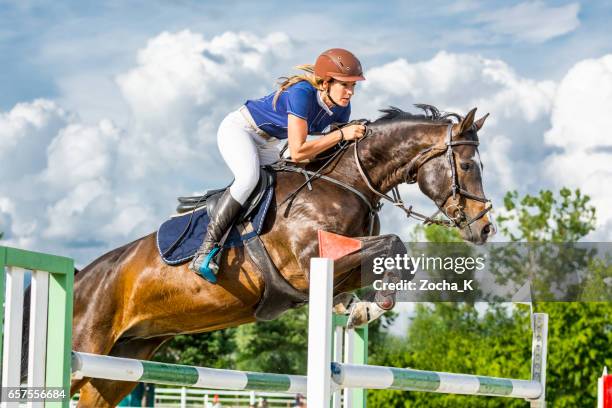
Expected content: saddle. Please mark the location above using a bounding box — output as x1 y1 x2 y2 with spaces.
166 166 307 321
176 168 275 222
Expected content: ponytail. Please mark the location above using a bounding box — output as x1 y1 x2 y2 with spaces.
272 64 325 110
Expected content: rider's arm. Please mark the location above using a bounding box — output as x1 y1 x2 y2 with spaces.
287 114 344 162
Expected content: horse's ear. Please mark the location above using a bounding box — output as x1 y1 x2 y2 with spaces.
459 108 477 134
474 113 489 131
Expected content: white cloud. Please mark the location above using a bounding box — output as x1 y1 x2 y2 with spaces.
0 99 73 179
475 1 580 43
116 30 291 134
356 51 555 120
543 54 612 237
43 120 120 188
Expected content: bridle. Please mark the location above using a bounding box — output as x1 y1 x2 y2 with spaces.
353 122 492 229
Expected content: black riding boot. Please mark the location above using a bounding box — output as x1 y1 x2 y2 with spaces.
189 189 242 282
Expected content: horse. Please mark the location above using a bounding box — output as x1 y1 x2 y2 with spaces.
65 104 493 406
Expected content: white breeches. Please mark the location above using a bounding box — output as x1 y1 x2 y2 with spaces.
217 109 282 205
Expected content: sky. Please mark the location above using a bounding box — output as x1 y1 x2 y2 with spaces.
1 0 612 271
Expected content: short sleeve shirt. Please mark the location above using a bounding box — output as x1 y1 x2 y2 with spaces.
244 81 351 139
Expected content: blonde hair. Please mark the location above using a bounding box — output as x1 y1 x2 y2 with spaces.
272 64 325 110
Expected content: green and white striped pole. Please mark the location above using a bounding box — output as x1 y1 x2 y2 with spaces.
72 352 307 393
330 363 542 399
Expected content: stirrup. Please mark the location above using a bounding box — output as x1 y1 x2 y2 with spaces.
198 247 221 283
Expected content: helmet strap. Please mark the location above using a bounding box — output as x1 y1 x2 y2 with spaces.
323 79 338 107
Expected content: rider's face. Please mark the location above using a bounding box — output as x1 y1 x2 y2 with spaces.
325 80 356 107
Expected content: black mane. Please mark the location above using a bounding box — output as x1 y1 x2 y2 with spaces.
373 104 462 124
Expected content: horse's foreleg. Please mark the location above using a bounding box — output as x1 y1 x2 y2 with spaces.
76 336 171 408
330 234 409 328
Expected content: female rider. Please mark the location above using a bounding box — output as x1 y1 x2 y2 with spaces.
191 48 366 282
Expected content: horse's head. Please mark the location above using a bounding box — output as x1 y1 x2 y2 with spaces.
415 108 495 244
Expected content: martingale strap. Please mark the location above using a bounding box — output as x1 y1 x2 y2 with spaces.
277 164 376 214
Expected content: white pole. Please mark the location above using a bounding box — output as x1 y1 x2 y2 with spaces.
180 386 187 408
27 270 50 408
343 328 355 408
307 258 334 408
2 267 25 408
332 325 343 408
530 313 548 408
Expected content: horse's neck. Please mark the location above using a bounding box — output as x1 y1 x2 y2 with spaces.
343 122 440 194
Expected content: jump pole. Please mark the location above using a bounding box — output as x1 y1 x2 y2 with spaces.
307 257 334 406
71 351 307 393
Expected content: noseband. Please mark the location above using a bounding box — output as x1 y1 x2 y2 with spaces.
354 123 492 229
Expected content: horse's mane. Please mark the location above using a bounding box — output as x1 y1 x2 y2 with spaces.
373 104 462 125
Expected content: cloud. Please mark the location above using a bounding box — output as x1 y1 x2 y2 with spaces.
475 1 580 43
356 51 555 120
0 99 73 179
116 30 291 133
543 54 612 237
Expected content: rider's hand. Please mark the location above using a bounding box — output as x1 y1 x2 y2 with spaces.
342 124 366 141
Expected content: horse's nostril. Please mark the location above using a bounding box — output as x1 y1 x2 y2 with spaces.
481 223 491 239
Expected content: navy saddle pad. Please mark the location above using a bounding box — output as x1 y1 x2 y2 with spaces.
156 186 274 265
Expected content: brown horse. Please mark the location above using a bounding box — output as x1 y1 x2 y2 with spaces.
68 105 493 406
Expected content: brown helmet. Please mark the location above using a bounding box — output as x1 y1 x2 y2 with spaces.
314 48 365 82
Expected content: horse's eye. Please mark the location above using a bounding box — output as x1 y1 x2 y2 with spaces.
460 162 471 171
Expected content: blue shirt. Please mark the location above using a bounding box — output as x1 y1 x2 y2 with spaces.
244 81 351 139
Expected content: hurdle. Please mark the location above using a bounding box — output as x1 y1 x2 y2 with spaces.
307 257 549 407
2 246 547 407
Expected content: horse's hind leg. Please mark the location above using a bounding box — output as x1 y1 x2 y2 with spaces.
76 336 171 408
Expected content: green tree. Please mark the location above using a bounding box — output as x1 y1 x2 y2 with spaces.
498 188 609 407
367 188 610 407
497 188 596 242
154 328 237 369
234 308 309 374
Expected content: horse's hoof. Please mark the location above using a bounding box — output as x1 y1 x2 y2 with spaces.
332 292 359 315
346 301 387 329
